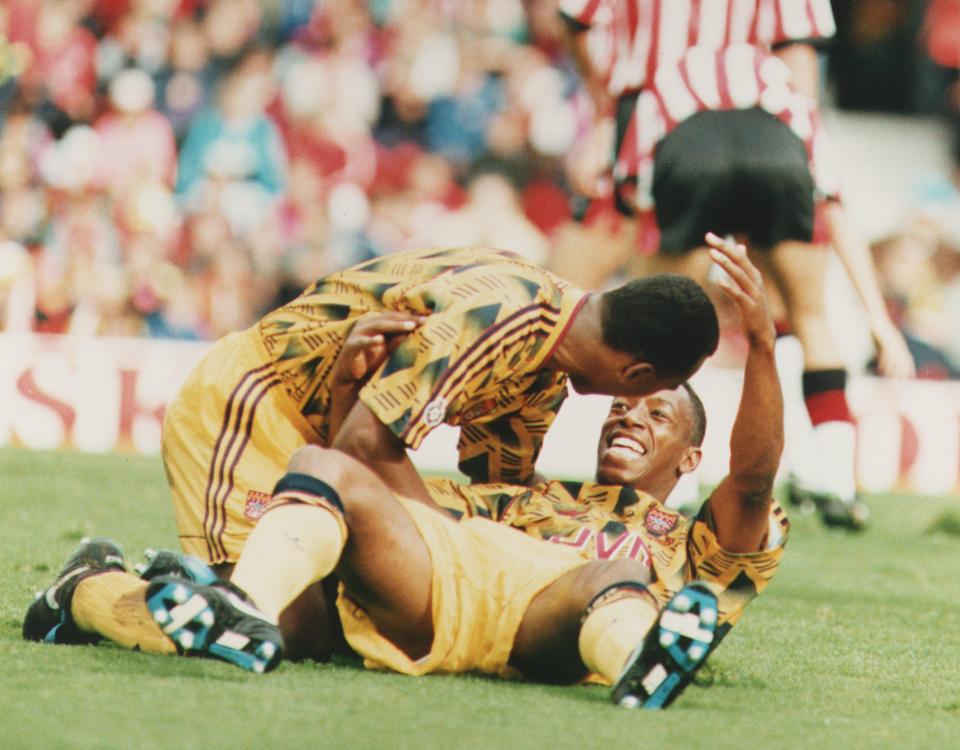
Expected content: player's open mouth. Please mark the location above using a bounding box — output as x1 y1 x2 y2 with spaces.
607 434 647 459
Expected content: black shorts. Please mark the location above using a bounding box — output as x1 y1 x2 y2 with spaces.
649 108 815 254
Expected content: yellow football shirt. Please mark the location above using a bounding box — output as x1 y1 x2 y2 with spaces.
258 246 587 484
427 477 789 630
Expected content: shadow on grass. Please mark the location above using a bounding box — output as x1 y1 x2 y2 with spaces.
694 659 768 690
926 511 960 537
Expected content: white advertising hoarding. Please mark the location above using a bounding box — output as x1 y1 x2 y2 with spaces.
1 332 959 498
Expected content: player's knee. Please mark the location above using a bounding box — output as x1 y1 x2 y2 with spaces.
287 445 358 489
287 445 328 474
285 445 384 518
584 559 652 597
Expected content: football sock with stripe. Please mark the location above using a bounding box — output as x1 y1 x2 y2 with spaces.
803 368 857 502
72 572 177 655
230 473 348 622
578 583 660 683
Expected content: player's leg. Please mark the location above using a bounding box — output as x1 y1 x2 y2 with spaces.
21 538 168 649
510 559 718 708
723 109 866 528
550 92 642 291
745 247 826 506
766 241 836 367
212 558 347 662
609 581 718 708
275 578 347 662
510 558 657 685
765 239 869 529
548 204 637 291
23 537 285 672
230 445 436 659
635 244 714 284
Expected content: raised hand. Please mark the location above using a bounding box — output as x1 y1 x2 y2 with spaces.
705 232 775 350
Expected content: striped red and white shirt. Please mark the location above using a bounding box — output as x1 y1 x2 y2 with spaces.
612 43 840 214
559 0 836 97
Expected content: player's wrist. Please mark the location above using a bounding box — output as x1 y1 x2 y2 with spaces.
746 325 777 353
331 376 363 393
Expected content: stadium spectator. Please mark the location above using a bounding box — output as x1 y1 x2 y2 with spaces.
5 0 98 136
423 163 549 265
201 0 262 73
871 227 960 380
275 52 378 181
35 125 125 334
175 49 287 233
154 16 217 142
93 68 178 197
0 101 51 253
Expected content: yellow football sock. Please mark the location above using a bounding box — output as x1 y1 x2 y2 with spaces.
230 503 347 622
578 588 660 683
72 572 177 655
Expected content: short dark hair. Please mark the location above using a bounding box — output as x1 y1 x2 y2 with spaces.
600 274 719 379
680 382 707 446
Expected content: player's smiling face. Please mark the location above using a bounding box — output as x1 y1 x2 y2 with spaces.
595 388 699 489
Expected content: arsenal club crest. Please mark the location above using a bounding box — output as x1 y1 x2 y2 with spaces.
644 505 679 538
423 396 448 427
244 490 271 520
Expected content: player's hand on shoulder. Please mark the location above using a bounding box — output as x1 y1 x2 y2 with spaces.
334 312 427 385
704 232 776 350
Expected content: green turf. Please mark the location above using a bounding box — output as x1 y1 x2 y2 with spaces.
1 447 958 749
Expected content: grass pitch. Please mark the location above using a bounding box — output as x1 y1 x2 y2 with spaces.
1 447 958 750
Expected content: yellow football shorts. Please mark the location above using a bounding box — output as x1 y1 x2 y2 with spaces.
162 329 317 565
337 497 591 677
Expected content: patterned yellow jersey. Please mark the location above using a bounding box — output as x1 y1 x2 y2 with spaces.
257 246 587 484
427 477 789 635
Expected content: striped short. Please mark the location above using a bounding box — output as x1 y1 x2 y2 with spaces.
161 329 316 565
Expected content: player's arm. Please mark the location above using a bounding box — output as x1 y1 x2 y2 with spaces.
772 41 820 100
822 200 916 378
771 0 836 100
327 312 440 507
333 401 436 505
703 234 784 553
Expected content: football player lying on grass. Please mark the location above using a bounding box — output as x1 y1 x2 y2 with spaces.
24 235 786 709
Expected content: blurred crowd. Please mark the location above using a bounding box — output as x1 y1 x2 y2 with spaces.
0 0 585 341
870 140 960 379
0 0 959 379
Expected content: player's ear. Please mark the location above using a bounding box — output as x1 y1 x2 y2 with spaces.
677 446 702 476
622 361 655 384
